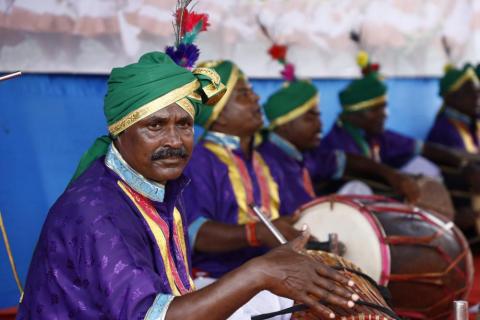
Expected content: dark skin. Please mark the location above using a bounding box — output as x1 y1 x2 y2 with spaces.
195 79 302 251
341 101 480 192
444 78 480 118
115 104 357 319
274 105 420 202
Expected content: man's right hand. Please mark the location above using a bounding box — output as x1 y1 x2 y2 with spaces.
255 216 302 248
248 228 357 319
386 171 420 203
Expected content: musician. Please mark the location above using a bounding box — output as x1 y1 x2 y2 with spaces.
17 52 356 320
427 64 480 154
257 80 420 216
426 64 480 235
183 60 301 280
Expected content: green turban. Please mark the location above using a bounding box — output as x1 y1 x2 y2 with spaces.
71 51 224 182
263 80 318 128
339 73 387 113
440 64 480 97
194 60 245 129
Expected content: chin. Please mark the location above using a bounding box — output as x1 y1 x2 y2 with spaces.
149 164 187 183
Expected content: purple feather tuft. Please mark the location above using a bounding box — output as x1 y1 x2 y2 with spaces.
165 43 200 69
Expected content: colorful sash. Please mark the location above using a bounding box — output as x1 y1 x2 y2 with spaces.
449 118 479 153
204 142 280 225
118 181 194 296
342 121 381 161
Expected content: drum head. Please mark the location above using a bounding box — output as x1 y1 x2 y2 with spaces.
294 201 389 284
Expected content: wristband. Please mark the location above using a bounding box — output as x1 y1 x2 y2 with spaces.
245 222 261 247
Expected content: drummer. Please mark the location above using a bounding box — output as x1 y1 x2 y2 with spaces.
317 53 480 220
257 79 421 216
182 60 302 282
427 64 480 154
426 63 480 236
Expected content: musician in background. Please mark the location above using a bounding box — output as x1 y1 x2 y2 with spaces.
427 64 480 238
17 52 356 320
257 79 420 217
318 54 480 229
183 60 301 282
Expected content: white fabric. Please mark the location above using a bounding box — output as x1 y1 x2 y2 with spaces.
0 0 479 75
194 277 294 320
337 180 374 195
399 155 442 181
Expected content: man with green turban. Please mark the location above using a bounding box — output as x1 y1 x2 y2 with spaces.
319 59 480 228
183 60 306 278
427 64 480 153
257 80 422 216
18 52 355 320
427 63 480 238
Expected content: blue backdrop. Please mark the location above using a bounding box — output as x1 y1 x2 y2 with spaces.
0 74 443 307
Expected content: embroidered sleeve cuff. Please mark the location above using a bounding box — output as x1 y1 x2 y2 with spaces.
414 140 424 155
332 150 347 180
145 294 175 320
188 216 209 246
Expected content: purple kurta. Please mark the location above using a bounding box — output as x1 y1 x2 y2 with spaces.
427 108 479 152
320 121 422 169
257 133 344 215
17 156 193 319
184 133 279 278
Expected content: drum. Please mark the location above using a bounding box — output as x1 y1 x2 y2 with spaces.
294 195 474 320
292 251 398 320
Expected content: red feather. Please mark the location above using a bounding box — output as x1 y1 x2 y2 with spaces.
268 44 288 62
176 8 210 36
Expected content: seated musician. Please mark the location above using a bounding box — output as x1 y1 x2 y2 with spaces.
317 53 480 224
427 63 480 235
427 64 480 153
17 52 356 320
183 60 302 281
257 79 420 216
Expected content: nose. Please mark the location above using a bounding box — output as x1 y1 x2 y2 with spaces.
164 125 183 149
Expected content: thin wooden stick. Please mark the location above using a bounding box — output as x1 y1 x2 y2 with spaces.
0 71 22 82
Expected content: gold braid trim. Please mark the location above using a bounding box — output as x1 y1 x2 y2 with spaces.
108 80 200 135
343 95 387 113
0 210 24 297
204 66 240 129
269 95 319 128
447 67 480 95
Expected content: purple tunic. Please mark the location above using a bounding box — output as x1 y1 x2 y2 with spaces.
320 121 422 169
427 108 479 152
17 154 193 319
257 133 345 215
183 132 279 278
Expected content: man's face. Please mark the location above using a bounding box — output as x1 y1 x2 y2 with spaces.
276 107 322 151
114 104 194 184
215 78 263 137
346 103 387 136
447 80 480 117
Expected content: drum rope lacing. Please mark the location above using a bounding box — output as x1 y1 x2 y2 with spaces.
251 267 403 320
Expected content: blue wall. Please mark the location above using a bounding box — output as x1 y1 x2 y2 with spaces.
0 74 442 307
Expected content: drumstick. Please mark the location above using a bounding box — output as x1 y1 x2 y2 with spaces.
249 204 287 245
0 71 22 82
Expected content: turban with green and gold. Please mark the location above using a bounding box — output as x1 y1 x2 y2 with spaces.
439 64 479 97
339 73 387 113
263 80 318 128
194 60 245 129
71 51 225 181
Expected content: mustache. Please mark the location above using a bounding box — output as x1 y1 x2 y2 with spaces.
151 147 188 161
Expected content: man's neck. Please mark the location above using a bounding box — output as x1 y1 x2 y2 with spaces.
240 135 253 158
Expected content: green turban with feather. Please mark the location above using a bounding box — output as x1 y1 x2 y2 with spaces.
71 51 225 182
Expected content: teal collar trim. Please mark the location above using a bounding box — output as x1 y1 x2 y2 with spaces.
268 132 303 162
444 106 472 126
203 131 241 150
105 144 165 202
